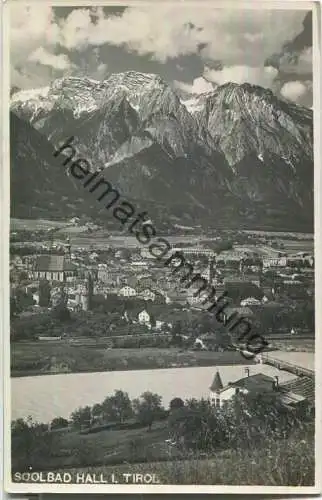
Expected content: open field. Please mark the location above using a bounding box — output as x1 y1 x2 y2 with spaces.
278 240 314 252
11 218 68 231
267 337 314 353
11 344 252 378
10 218 314 254
243 230 313 239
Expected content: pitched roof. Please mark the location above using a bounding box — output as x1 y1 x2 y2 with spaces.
210 371 224 391
231 373 275 392
278 391 306 406
34 255 75 272
224 306 254 319
280 377 315 403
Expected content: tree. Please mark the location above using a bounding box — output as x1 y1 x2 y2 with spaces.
52 302 70 322
168 399 231 452
50 417 69 430
172 321 182 336
70 406 92 429
11 289 35 315
18 271 29 283
169 397 185 411
11 417 53 470
102 390 133 423
39 279 51 307
214 240 233 253
92 403 103 418
226 282 264 302
10 296 19 319
11 311 54 340
133 391 164 430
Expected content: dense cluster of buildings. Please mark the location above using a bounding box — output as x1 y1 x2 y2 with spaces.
10 232 314 333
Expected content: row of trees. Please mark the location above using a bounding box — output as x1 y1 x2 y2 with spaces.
12 389 313 472
70 390 164 431
168 393 313 452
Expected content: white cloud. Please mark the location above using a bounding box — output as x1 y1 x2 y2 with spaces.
28 47 72 71
10 5 310 90
12 5 304 65
280 80 308 102
59 9 93 51
293 46 312 74
174 76 214 95
95 63 108 80
278 46 312 75
10 5 60 62
298 47 312 65
203 65 278 87
57 6 306 65
10 5 70 87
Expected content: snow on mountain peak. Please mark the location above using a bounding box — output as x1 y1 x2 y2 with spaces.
11 86 50 103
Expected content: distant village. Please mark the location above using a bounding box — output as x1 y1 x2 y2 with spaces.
10 219 315 351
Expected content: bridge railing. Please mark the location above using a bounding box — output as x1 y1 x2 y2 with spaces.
260 354 314 377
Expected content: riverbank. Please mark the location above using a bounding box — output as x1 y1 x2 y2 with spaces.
11 344 253 378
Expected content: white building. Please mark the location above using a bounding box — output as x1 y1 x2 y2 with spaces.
118 286 137 297
138 309 151 327
263 257 287 268
140 248 155 259
208 369 306 409
140 289 156 301
171 247 215 257
240 297 262 306
209 369 278 407
155 320 165 330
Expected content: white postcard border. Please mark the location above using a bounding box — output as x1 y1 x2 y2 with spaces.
2 0 321 494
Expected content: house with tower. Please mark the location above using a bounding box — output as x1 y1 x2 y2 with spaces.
209 368 309 410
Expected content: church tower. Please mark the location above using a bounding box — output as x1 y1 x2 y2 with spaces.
209 255 216 284
209 370 223 407
86 272 94 311
201 256 217 285
65 236 71 261
80 284 89 311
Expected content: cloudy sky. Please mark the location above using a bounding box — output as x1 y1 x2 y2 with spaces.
10 4 313 106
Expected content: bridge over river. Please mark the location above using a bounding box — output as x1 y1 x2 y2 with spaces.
259 351 314 378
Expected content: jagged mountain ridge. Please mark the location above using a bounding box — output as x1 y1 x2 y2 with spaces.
10 72 314 230
198 82 313 165
10 110 222 227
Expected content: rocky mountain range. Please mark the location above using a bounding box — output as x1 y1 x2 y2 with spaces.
10 71 314 230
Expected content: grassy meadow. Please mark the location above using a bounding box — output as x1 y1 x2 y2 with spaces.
11 343 252 377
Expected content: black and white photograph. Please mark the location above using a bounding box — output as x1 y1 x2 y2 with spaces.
4 0 320 493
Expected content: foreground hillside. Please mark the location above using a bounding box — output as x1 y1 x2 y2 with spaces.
14 421 313 486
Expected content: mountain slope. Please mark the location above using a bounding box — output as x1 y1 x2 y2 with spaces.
10 112 98 220
10 73 314 230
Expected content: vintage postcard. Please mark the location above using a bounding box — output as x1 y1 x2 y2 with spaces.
2 0 321 494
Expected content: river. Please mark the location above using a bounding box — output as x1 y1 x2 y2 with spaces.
11 361 304 423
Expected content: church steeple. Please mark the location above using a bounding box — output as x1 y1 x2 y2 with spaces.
210 370 223 392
